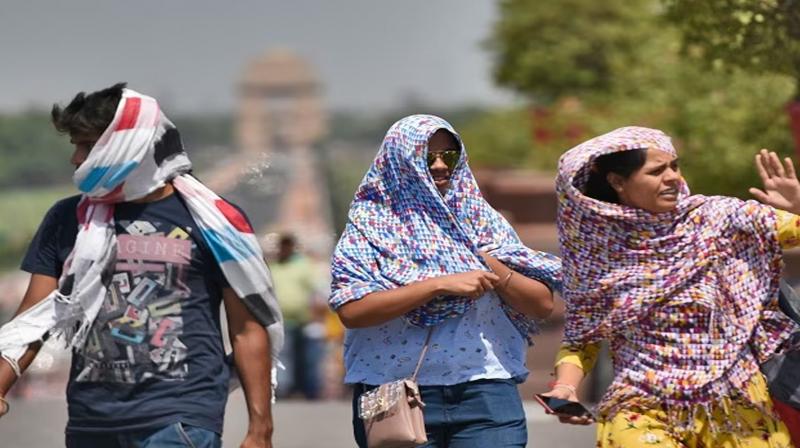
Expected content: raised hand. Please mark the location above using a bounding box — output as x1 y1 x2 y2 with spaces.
749 149 800 215
435 270 500 299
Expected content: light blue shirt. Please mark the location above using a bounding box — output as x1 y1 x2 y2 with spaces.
342 292 528 386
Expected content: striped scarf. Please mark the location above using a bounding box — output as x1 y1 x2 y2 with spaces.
330 114 561 341
0 89 283 375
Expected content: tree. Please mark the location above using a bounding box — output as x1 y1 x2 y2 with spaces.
663 0 800 154
479 0 797 197
487 0 656 103
664 0 800 92
0 112 75 187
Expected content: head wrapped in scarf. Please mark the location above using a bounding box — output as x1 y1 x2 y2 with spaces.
330 114 561 341
557 126 797 427
0 89 283 377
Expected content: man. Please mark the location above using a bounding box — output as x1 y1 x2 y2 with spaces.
271 233 326 399
0 83 283 448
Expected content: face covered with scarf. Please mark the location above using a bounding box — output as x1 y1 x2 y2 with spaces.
330 114 561 342
557 126 798 426
0 89 284 376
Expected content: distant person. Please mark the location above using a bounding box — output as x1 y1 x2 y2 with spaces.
0 83 283 448
271 233 327 399
330 114 561 447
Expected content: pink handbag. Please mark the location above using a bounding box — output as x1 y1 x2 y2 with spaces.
358 329 433 448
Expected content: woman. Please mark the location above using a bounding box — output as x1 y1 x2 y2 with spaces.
329 115 561 447
542 126 800 447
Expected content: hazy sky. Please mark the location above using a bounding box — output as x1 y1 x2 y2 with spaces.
0 0 515 113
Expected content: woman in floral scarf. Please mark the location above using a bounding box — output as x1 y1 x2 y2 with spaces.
542 126 800 447
330 115 561 447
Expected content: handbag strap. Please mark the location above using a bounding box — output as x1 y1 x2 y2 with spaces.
410 327 434 382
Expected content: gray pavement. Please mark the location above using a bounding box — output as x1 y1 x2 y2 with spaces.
0 390 595 447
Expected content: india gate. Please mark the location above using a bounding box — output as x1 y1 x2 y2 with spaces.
207 49 334 256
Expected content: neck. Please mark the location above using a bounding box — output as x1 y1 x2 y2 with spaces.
132 182 175 203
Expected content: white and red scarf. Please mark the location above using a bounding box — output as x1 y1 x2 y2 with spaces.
0 89 283 377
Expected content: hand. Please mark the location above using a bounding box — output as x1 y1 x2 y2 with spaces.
749 149 800 215
539 387 593 426
478 250 494 266
240 432 271 448
435 270 500 299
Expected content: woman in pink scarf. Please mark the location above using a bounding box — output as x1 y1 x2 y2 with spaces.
542 126 800 447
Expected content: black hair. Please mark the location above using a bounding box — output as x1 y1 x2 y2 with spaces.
430 128 460 150
51 82 127 136
279 234 296 247
583 148 647 204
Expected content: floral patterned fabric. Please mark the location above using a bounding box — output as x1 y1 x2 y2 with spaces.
596 374 791 447
556 126 799 432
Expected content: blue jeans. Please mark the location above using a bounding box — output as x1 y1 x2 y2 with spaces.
276 322 326 399
65 422 221 448
353 379 528 447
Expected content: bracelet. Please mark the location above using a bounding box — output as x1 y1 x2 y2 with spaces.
501 271 515 289
549 381 577 395
0 396 9 415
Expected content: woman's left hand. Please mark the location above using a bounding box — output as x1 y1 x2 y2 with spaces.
749 149 800 215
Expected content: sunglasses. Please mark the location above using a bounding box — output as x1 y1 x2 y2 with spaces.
426 150 460 171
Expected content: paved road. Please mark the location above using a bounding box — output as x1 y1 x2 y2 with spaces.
0 391 595 447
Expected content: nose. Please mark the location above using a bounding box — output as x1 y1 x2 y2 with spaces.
664 167 681 183
429 154 449 171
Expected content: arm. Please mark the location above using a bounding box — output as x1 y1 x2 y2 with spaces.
224 288 273 448
336 270 499 329
776 210 800 249
479 251 554 318
540 343 600 425
0 274 59 416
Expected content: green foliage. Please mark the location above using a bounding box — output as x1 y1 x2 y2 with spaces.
0 112 234 189
0 112 75 187
488 0 656 102
460 109 535 168
0 186 74 268
481 3 797 197
664 0 800 90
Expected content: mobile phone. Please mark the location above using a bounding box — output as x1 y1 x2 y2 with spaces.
534 394 594 419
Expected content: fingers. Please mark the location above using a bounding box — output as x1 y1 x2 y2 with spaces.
769 150 786 177
556 415 592 425
469 283 486 299
749 187 769 203
756 149 795 181
481 270 500 283
785 156 797 180
755 151 770 181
